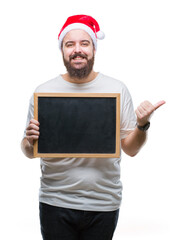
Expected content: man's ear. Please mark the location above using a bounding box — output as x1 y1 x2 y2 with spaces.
61 45 64 56
61 41 64 53
93 43 96 55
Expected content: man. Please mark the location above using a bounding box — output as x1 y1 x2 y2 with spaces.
21 15 165 240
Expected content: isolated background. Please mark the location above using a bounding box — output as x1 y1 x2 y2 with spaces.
0 0 186 239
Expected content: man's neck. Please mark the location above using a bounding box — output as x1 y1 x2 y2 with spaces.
62 71 98 84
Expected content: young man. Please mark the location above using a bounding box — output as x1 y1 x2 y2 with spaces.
21 15 165 240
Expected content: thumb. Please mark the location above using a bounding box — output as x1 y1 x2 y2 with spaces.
154 100 166 110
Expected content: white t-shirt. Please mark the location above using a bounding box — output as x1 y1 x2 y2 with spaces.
23 73 136 211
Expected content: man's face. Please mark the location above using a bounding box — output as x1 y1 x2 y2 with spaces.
62 29 95 79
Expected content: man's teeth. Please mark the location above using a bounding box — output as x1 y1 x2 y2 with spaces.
74 56 84 59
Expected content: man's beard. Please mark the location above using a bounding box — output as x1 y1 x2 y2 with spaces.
63 53 95 79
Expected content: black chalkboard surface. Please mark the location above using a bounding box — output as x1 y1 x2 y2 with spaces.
34 93 120 158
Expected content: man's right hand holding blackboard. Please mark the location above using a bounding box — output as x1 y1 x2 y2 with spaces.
21 119 40 158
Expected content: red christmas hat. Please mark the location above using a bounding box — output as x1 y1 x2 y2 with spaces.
58 15 105 50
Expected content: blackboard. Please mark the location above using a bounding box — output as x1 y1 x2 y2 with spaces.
34 93 120 158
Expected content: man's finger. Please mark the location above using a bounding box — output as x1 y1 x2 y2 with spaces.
30 119 40 126
154 100 166 110
27 124 39 131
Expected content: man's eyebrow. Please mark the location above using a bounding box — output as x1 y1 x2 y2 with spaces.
64 41 74 45
65 40 90 43
64 40 91 47
81 40 90 43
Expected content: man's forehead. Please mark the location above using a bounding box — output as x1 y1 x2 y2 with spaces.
63 29 92 42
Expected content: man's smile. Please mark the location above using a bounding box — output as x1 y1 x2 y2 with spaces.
70 53 87 62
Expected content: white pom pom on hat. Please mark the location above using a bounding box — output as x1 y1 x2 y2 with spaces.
96 30 105 40
58 15 105 50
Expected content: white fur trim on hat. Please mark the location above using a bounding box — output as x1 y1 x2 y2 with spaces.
58 23 97 50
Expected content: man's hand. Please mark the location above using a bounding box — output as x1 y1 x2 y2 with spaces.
26 119 40 146
135 100 166 126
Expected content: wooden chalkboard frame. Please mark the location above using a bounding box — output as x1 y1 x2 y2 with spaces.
34 93 120 158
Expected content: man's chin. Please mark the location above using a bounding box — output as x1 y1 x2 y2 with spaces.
70 62 87 69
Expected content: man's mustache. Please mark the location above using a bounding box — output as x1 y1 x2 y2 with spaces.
70 53 88 61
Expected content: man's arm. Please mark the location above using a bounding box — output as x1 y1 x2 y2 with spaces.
21 138 35 159
121 128 147 157
121 100 165 157
21 119 40 158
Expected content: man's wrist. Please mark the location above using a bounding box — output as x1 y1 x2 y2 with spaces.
137 121 150 132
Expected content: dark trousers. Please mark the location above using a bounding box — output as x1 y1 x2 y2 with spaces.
39 202 119 240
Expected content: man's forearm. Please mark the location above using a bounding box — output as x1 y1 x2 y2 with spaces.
121 127 147 157
21 138 34 159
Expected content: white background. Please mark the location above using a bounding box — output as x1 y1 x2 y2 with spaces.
0 0 186 239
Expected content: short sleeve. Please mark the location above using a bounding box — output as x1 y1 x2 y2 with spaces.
120 87 136 139
23 95 34 139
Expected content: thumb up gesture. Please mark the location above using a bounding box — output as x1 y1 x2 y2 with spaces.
135 100 166 126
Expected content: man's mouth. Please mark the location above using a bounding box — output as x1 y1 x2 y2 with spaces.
73 56 84 60
70 53 87 61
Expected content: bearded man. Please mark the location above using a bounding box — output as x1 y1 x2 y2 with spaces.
21 15 165 240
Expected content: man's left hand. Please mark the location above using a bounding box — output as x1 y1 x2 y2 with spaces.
135 100 166 126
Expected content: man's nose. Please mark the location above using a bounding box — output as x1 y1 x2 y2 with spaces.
74 43 81 53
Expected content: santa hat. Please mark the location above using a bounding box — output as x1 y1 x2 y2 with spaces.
58 15 105 50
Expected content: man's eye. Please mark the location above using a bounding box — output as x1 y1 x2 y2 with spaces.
66 43 74 47
81 42 89 46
